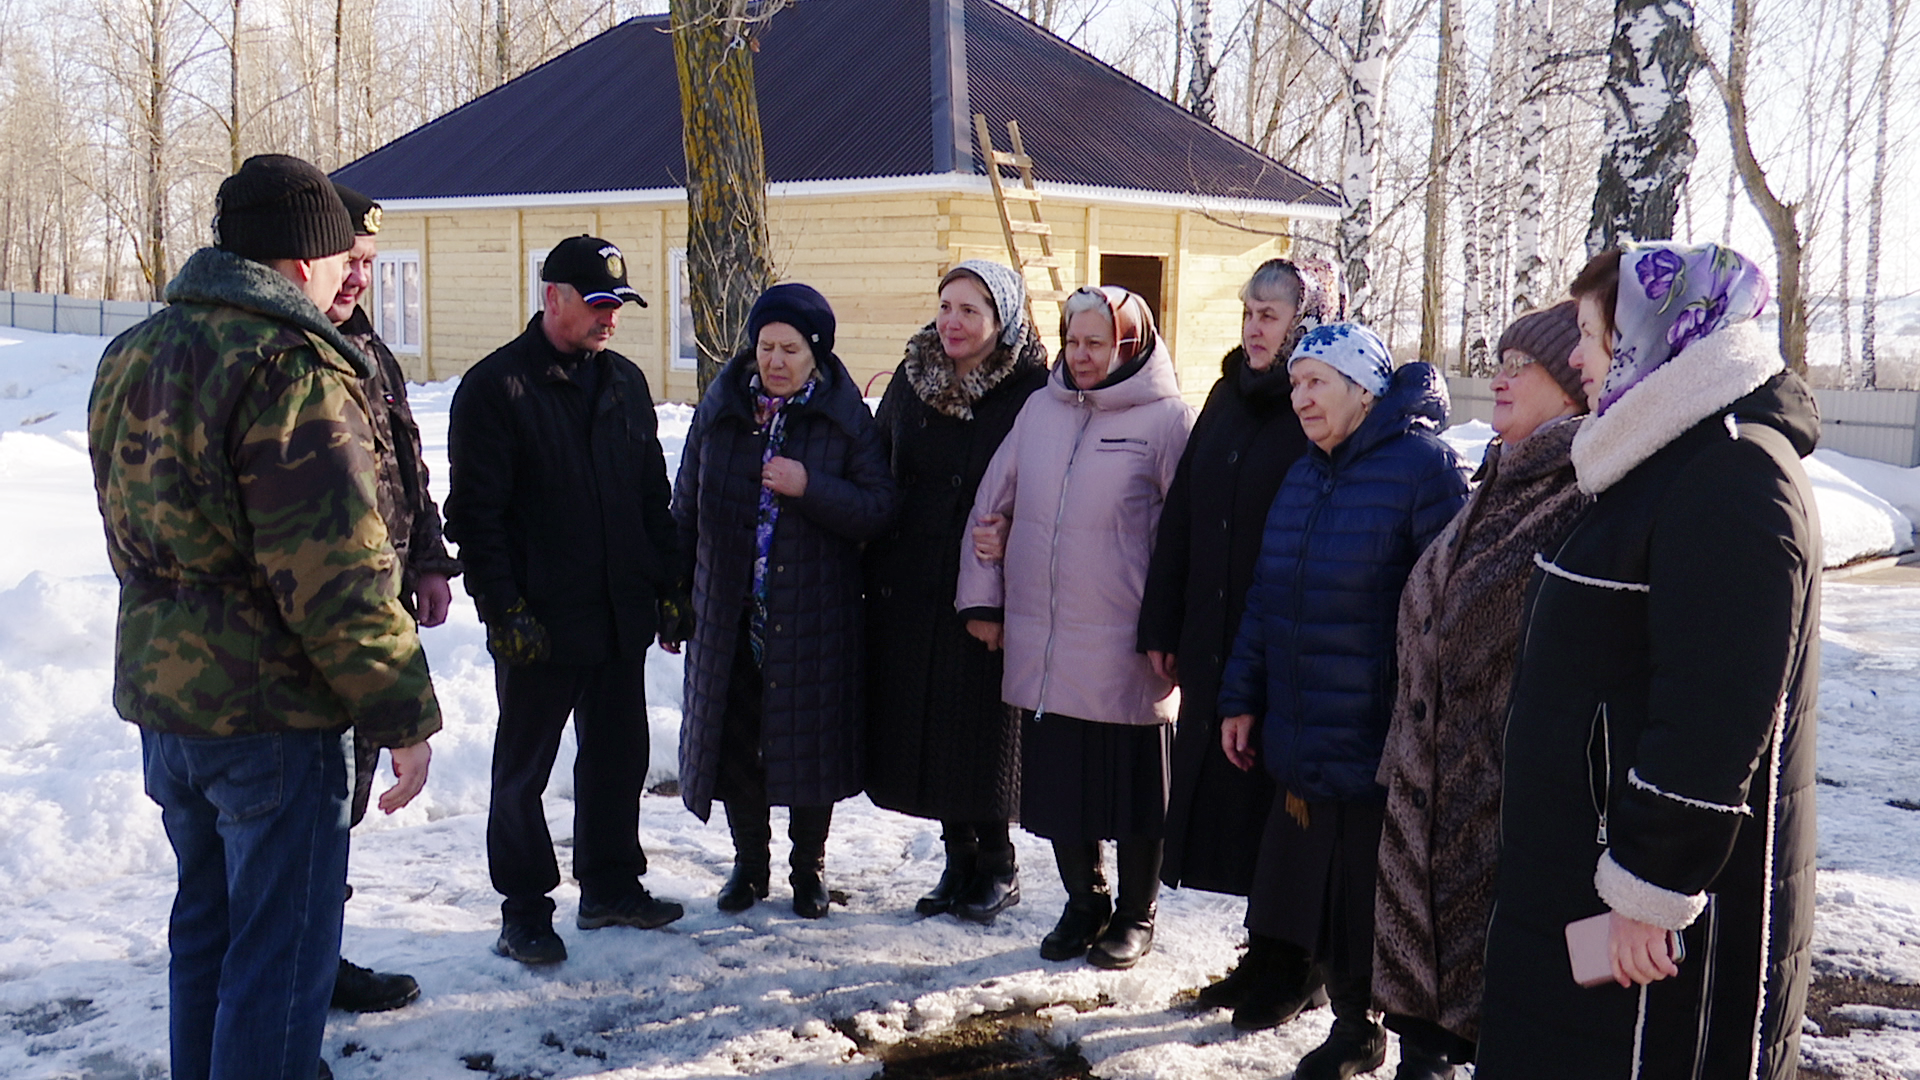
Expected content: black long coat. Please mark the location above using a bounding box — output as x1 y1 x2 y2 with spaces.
1137 347 1309 894
673 347 896 822
1478 348 1820 1080
445 316 677 663
864 326 1048 822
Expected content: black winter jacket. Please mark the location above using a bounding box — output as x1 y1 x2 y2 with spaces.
673 346 895 821
1217 362 1470 803
1138 347 1308 893
444 316 677 663
864 325 1048 822
1478 326 1820 1080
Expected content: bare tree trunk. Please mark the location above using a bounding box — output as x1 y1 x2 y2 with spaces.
1511 0 1552 313
1861 0 1909 387
670 0 776 395
333 0 345 163
1244 0 1264 143
145 0 169 300
494 0 510 85
1341 0 1389 321
230 0 242 172
1839 0 1861 385
1586 0 1697 252
1419 0 1456 363
1186 0 1216 122
1707 0 1810 372
1457 124 1484 374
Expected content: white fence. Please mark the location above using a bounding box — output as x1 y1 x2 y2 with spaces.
1445 374 1920 468
0 291 164 339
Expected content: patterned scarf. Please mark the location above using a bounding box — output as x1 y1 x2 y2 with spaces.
748 372 817 664
1598 242 1769 415
1283 257 1348 359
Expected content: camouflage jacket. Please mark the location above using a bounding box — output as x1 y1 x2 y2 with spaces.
339 305 461 606
87 247 441 748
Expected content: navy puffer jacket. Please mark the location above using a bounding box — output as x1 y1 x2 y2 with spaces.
1217 362 1470 802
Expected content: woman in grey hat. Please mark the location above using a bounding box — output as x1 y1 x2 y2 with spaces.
864 260 1050 922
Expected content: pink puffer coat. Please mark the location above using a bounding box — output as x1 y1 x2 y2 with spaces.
955 336 1195 726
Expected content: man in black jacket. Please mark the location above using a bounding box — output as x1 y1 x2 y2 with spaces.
321 183 465 1008
446 234 684 964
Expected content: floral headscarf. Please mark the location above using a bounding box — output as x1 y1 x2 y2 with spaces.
1288 322 1392 396
1598 242 1769 415
1286 257 1347 357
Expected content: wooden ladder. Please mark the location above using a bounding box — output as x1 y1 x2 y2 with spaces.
973 113 1069 327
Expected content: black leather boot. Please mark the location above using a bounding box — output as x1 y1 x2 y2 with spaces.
788 805 833 919
1232 938 1324 1031
1295 1013 1388 1080
1087 838 1160 969
1039 840 1110 961
916 824 977 917
717 800 772 913
953 824 1020 924
1196 933 1276 1010
1386 1014 1472 1080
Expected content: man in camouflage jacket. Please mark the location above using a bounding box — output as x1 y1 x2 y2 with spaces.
88 154 440 1080
319 182 462 1013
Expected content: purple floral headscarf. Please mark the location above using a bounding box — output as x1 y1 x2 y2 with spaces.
1597 242 1769 415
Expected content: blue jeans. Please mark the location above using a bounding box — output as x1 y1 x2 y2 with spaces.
142 728 350 1080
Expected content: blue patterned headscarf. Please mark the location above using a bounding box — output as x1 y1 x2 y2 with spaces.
1287 322 1392 396
1598 242 1769 415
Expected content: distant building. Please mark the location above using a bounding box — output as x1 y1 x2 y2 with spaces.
332 0 1337 401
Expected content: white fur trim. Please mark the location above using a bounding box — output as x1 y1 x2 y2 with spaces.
1571 322 1784 495
1533 552 1651 593
1596 850 1709 931
1627 768 1753 816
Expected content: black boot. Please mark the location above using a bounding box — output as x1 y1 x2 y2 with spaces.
1087 838 1160 969
1039 840 1110 961
1385 1015 1472 1080
953 823 1020 924
1232 938 1324 1031
917 824 977 917
788 805 833 919
1294 1013 1388 1080
1196 933 1274 1010
717 800 772 913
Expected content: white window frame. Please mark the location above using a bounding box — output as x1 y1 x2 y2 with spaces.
371 250 422 354
527 247 551 318
670 247 697 371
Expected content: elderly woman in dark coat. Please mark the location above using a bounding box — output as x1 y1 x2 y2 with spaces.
1477 244 1820 1080
1136 256 1341 1023
668 283 895 919
1370 301 1590 1079
1219 324 1469 1080
865 259 1049 922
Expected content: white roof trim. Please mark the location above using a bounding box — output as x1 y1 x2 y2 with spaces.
374 172 1342 222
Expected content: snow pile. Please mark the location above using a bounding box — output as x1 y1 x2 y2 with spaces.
2 327 1919 1077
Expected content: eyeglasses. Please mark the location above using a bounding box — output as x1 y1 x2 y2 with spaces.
1493 353 1535 379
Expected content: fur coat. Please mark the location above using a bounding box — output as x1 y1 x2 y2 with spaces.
1371 415 1589 1039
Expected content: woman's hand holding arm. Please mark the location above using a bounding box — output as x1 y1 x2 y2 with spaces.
1221 714 1257 771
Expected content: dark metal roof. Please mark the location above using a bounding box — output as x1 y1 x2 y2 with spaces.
332 0 1335 208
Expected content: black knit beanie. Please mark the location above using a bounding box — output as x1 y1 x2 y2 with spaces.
1497 300 1585 410
213 154 354 261
747 283 836 356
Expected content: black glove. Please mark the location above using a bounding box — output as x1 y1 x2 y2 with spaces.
657 589 694 646
487 599 550 666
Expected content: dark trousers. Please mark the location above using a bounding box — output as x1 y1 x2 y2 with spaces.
719 618 832 864
488 653 650 922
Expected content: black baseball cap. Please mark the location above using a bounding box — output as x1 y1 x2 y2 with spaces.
541 234 647 308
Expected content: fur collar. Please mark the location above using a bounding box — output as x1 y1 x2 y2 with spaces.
1570 322 1782 495
164 247 370 377
901 320 1043 419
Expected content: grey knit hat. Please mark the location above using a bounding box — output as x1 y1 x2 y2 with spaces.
1497 300 1585 410
942 259 1027 347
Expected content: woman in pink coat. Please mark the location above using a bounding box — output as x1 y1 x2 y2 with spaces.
956 285 1195 969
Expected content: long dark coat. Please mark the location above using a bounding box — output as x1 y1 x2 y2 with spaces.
864 324 1048 822
673 347 896 822
1371 416 1589 1040
1137 347 1308 894
1478 328 1820 1080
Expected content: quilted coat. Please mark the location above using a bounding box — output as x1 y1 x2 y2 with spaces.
1370 416 1589 1040
1217 362 1470 802
1477 325 1821 1080
954 336 1194 727
864 324 1049 822
1137 346 1309 894
672 345 896 822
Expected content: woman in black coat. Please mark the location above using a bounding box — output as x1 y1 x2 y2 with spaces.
667 283 896 919
1477 244 1820 1080
865 260 1049 922
1135 256 1340 1022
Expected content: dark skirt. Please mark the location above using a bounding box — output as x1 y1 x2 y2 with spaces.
1018 711 1171 842
1246 797 1385 998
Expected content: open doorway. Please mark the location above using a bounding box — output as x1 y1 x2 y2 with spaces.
1098 254 1166 328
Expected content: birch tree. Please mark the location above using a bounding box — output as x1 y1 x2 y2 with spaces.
1187 0 1218 121
1511 0 1553 312
1418 0 1457 362
1586 0 1698 252
1340 0 1389 320
1861 0 1911 386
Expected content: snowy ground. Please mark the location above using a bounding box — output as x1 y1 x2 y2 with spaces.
2 327 1919 1078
